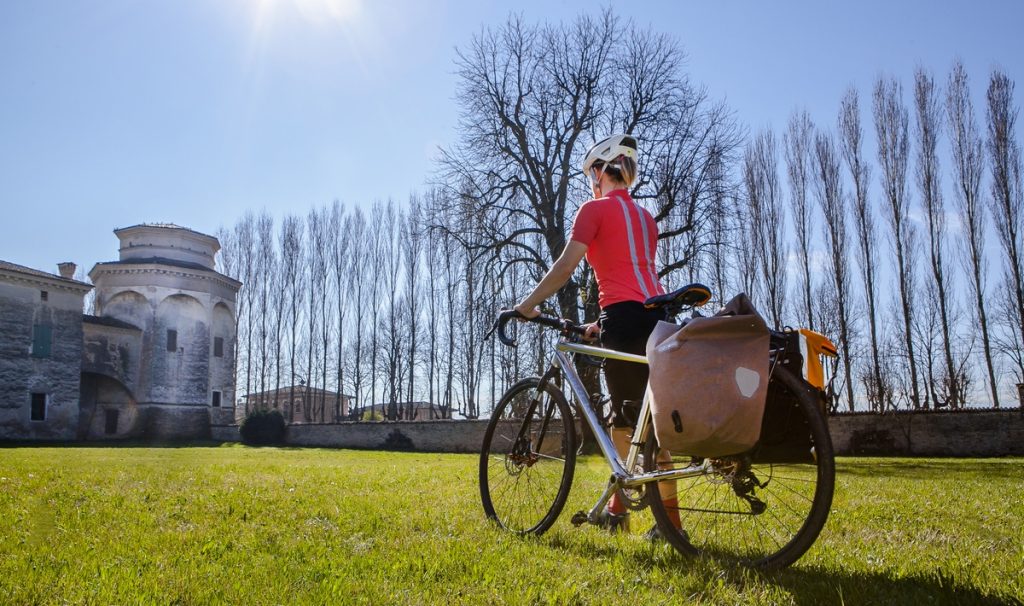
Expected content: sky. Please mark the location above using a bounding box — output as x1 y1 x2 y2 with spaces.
1 0 1022 278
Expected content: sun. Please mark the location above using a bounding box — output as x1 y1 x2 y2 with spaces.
252 0 363 29
242 0 375 81
292 0 362 25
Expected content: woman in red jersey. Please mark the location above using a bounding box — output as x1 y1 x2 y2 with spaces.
514 134 679 536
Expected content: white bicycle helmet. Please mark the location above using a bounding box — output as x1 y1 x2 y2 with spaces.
581 133 638 174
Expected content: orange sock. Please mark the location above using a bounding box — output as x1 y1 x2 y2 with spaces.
662 498 682 528
608 491 626 515
608 426 632 517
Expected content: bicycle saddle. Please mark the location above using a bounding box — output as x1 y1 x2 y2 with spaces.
643 283 712 310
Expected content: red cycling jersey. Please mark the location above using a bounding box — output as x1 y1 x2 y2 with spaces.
569 189 665 308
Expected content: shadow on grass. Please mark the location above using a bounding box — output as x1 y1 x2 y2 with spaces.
762 564 1017 606
540 533 1016 605
838 459 1024 481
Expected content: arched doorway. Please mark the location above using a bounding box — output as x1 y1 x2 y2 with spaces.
79 372 139 440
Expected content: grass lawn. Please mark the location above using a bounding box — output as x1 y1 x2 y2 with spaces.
1 445 1021 605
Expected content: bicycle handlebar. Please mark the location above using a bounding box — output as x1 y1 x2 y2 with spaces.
491 309 587 347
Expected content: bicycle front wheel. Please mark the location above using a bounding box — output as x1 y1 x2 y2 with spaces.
479 377 576 535
644 365 835 570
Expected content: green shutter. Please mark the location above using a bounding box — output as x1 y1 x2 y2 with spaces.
32 325 52 358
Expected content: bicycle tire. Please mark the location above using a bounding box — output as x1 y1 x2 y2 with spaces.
479 377 577 535
644 365 835 570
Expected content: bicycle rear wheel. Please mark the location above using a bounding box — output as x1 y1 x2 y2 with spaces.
644 366 835 570
479 377 577 535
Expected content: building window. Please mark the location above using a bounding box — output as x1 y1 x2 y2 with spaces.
30 393 47 421
213 337 224 358
40 290 48 301
105 409 119 435
212 391 222 407
31 325 52 358
166 329 177 352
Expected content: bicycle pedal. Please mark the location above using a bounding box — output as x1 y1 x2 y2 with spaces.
570 511 589 527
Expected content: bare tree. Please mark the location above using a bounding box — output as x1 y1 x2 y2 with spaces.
915 67 962 407
455 196 489 419
814 132 856 410
381 201 404 419
233 212 258 413
874 76 923 408
253 213 274 401
441 228 461 418
840 88 885 410
329 201 350 421
948 59 999 407
304 207 328 421
986 70 1024 384
403 197 425 417
440 11 738 325
317 206 337 421
742 129 787 328
367 203 386 418
705 171 735 308
784 110 817 331
266 217 288 406
346 209 370 419
422 192 446 417
279 215 305 422
734 192 758 301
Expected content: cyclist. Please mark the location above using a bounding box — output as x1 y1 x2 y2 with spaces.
513 133 681 537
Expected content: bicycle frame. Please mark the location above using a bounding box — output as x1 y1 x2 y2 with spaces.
543 340 707 523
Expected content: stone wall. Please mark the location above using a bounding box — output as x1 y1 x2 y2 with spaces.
150 294 210 405
142 404 211 441
827 410 1024 457
212 410 1024 457
0 283 85 440
284 419 493 452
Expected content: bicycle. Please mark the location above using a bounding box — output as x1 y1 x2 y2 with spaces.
479 284 835 570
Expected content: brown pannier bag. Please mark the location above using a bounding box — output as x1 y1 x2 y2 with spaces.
645 293 770 457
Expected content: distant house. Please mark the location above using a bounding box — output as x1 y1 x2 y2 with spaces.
351 401 448 421
404 401 445 421
243 385 352 424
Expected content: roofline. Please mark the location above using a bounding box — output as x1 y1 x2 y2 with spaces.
114 224 221 251
0 261 93 293
243 386 355 400
89 259 242 291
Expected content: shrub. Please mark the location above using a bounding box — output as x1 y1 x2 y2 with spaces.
240 409 286 446
361 409 384 421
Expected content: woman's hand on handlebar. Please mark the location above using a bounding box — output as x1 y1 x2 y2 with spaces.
581 322 601 343
493 306 589 347
513 302 541 320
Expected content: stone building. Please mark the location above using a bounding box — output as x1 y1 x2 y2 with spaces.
0 261 92 439
243 385 352 424
84 224 241 439
0 223 241 441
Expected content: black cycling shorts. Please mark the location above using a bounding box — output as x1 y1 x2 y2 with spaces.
599 301 666 428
